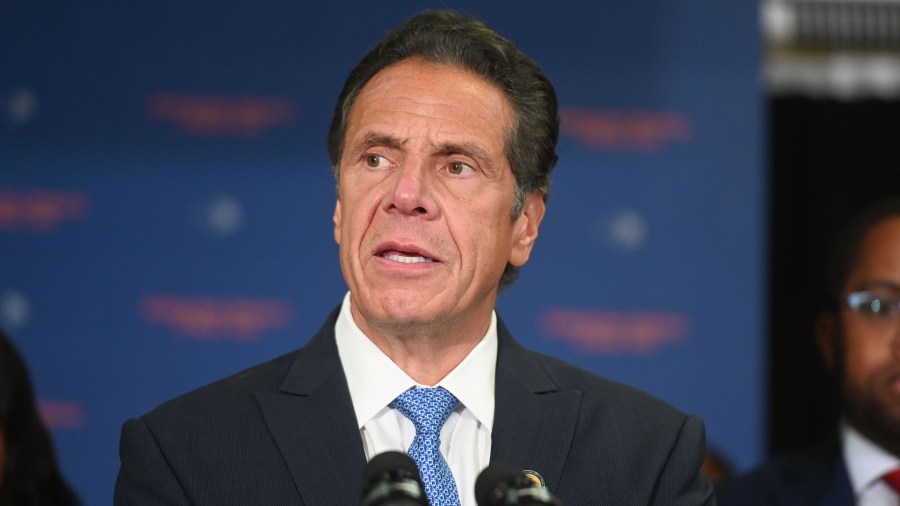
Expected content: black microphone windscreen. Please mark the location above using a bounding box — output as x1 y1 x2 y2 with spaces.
475 462 524 506
362 451 420 489
361 451 426 506
475 462 562 506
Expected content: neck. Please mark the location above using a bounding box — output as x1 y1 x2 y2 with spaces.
350 305 491 386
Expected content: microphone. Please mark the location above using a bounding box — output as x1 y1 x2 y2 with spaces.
475 462 562 506
361 451 427 506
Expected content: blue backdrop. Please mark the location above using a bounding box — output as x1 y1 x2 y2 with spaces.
1 2 763 504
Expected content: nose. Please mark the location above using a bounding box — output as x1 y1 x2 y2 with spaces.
384 159 434 218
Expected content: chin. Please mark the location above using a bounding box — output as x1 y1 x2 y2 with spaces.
849 393 900 456
361 294 432 322
378 305 437 326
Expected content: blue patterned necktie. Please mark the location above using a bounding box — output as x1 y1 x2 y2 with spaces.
392 387 461 506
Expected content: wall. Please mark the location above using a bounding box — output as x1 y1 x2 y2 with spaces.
0 2 763 504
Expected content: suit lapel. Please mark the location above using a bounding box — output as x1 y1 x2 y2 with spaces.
255 309 366 505
490 317 581 493
253 311 582 502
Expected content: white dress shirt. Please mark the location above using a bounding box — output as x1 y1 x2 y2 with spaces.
842 421 900 506
334 292 496 506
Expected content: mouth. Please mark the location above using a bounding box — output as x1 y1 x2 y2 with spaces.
375 242 440 265
381 252 435 264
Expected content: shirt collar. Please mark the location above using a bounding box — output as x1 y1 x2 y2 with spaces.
841 420 900 495
334 291 497 431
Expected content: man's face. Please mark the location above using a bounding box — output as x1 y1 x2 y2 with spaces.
333 58 544 338
837 217 900 453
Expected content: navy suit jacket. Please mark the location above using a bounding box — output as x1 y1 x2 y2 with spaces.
115 308 714 505
716 441 853 506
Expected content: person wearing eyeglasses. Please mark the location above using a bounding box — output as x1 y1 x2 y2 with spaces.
718 196 900 505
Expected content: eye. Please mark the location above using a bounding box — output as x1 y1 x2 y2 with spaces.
365 154 388 169
856 294 900 317
874 297 900 316
447 161 473 176
865 298 886 315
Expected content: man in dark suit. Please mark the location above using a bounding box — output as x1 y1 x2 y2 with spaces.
115 10 714 505
717 196 900 505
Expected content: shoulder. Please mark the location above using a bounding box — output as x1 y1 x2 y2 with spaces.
140 350 297 427
508 339 703 453
525 347 690 425
496 316 689 426
138 307 342 426
506 346 713 504
531 349 702 467
115 347 323 505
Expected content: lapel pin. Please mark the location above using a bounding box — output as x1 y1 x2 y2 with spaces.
522 470 545 488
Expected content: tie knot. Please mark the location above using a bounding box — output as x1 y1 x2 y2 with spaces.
883 468 900 494
393 387 459 434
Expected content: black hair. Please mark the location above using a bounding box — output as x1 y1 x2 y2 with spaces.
0 329 80 506
822 195 900 312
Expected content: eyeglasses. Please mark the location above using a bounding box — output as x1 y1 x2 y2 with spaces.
845 291 900 329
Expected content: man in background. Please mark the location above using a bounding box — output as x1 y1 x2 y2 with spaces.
115 10 713 505
718 196 900 505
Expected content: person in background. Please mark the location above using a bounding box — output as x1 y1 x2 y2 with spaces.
0 329 80 506
718 195 900 505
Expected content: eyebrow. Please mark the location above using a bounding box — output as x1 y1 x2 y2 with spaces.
855 280 900 294
359 132 406 151
434 141 492 167
354 132 499 172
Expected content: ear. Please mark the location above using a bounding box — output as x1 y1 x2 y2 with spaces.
333 199 342 245
815 312 837 372
509 192 546 267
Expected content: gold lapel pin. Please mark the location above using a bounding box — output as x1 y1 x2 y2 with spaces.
522 470 545 488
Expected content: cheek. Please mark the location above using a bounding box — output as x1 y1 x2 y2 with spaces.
467 219 514 272
843 329 888 387
341 194 377 242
